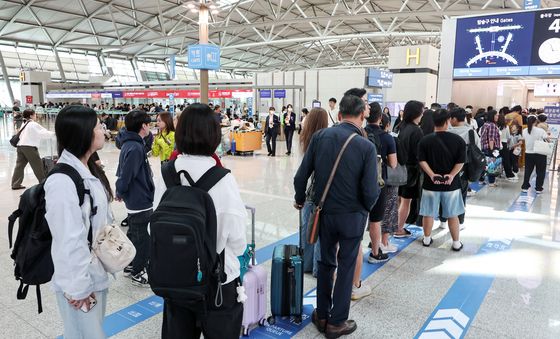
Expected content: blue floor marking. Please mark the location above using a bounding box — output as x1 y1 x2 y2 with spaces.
57 232 299 338
415 177 539 339
468 182 484 193
59 221 425 338
414 238 513 339
246 225 424 338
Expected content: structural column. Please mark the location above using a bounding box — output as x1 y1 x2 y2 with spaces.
199 3 209 104
0 50 15 104
53 49 67 82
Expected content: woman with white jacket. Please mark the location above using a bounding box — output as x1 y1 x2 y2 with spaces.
45 105 114 339
11 109 55 190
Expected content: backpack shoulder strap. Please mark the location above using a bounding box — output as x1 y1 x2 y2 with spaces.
49 163 86 206
194 166 231 192
468 129 475 145
161 159 182 188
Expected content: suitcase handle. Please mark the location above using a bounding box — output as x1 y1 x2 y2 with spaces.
245 205 256 266
298 209 303 257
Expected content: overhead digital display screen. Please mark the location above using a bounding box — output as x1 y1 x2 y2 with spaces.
453 8 560 78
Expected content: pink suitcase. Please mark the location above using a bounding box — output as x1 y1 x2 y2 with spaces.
241 206 268 336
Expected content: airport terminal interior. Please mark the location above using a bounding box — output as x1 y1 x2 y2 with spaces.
1 0 560 338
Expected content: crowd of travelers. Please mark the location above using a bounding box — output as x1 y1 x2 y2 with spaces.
6 88 554 339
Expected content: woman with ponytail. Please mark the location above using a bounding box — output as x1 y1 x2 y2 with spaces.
521 115 549 194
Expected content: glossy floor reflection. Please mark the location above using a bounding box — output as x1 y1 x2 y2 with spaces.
0 116 559 338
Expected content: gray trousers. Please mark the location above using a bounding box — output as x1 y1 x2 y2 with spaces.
11 145 45 187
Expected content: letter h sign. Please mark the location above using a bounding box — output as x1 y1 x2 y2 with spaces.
406 47 420 66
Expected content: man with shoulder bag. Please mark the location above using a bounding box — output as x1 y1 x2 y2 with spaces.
294 93 379 338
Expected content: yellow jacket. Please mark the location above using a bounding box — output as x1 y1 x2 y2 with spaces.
152 130 175 161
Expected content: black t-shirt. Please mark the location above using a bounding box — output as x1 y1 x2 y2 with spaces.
365 124 396 179
398 122 424 166
418 132 466 191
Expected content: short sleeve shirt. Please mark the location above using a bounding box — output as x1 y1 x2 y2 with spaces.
365 124 396 179
418 132 466 192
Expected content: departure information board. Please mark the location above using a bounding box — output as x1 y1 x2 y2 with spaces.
453 8 560 78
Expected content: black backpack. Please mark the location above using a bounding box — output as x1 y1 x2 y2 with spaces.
7 163 92 313
465 129 487 182
367 128 386 187
149 160 230 311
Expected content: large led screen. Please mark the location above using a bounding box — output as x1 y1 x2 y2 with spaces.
453 8 560 78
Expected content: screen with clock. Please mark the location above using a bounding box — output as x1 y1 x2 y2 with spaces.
453 8 560 78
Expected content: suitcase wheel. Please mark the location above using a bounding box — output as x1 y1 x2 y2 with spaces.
267 316 276 325
294 316 302 325
259 318 266 326
242 326 249 336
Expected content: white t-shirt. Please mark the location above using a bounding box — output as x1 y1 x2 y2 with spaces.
522 126 548 154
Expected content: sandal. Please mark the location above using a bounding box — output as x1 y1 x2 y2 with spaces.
394 228 412 238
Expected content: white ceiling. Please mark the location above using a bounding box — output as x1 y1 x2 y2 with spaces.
0 0 558 72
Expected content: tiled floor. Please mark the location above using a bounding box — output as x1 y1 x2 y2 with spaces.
0 116 559 338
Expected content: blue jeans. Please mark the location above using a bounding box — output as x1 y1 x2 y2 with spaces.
301 201 321 276
56 289 108 339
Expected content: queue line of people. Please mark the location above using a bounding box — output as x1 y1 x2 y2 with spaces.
7 93 554 339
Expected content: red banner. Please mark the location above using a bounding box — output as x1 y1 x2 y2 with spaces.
121 89 251 99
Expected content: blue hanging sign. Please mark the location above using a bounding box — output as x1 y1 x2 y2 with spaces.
273 89 286 98
188 44 220 70
368 93 384 104
524 0 540 10
260 90 272 98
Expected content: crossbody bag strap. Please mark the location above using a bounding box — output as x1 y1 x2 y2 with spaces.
317 133 357 209
15 121 30 137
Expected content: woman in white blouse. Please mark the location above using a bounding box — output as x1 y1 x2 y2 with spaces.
521 115 550 194
45 105 114 338
162 103 247 338
11 109 54 189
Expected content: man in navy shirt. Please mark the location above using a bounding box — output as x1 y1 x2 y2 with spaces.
294 94 379 338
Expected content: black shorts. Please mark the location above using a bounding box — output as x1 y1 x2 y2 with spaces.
369 186 387 222
398 165 421 199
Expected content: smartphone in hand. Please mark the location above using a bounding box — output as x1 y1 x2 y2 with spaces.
64 293 97 313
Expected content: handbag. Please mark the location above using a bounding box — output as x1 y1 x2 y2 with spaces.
306 133 357 244
534 140 553 157
92 224 136 274
9 121 30 147
385 164 408 186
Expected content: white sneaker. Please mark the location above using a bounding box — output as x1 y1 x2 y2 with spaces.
438 221 448 229
506 177 518 182
513 172 519 179
467 190 476 197
460 224 466 231
379 242 398 254
351 282 372 301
